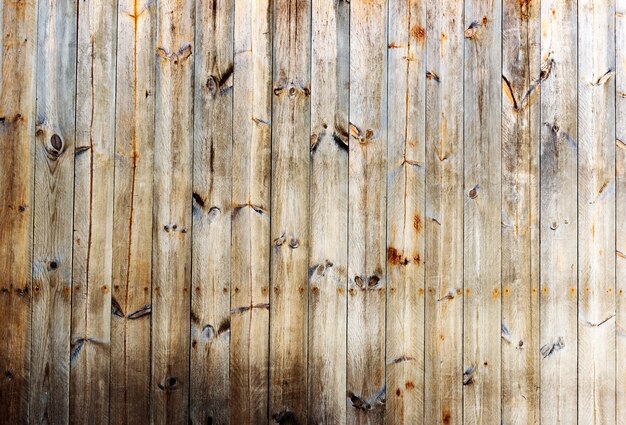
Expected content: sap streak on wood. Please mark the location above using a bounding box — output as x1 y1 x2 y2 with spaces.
231 0 272 422
386 0 425 422
501 0 540 422
190 0 233 423
348 0 387 423
539 0 578 422
424 0 464 423
269 0 310 421
30 0 78 422
308 0 348 422
463 0 502 423
577 0 616 422
0 0 37 421
70 0 117 422
151 0 194 423
110 0 155 422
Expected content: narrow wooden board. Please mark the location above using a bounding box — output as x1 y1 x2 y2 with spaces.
386 0 425 422
577 0 616 422
30 0 78 422
424 0 465 423
190 0 233 423
70 1 117 422
501 0 540 422
269 0 311 421
0 0 37 421
151 0 194 422
308 0 349 422
347 0 387 423
539 0 578 421
230 0 272 422
462 0 502 422
616 1 626 423
110 0 156 422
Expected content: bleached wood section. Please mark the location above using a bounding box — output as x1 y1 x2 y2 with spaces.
70 0 117 422
539 0 578 422
463 0 502 422
110 0 155 422
151 0 194 422
190 0 233 423
0 0 37 421
347 0 388 423
30 0 78 422
269 0 311 422
386 0 426 422
577 0 616 423
501 0 540 422
230 0 272 422
308 0 348 422
424 0 465 423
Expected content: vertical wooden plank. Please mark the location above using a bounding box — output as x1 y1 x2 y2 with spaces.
30 0 78 421
386 0 425 422
308 0 348 422
616 0 626 422
578 0 616 422
462 0 501 422
501 0 540 422
539 0 578 421
0 0 37 421
424 0 464 423
269 0 310 421
190 0 232 423
231 0 272 422
151 0 194 422
110 0 156 422
347 0 387 423
70 0 117 421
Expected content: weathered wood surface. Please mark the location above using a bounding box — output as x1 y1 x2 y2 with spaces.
0 0 622 423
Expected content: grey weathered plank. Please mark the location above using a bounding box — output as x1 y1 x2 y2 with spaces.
151 0 194 422
70 0 117 422
347 0 388 423
308 0 348 422
463 0 502 422
424 0 465 423
501 0 540 422
269 0 311 421
577 0 616 422
0 0 37 421
539 0 578 421
386 0 426 422
190 0 233 423
110 0 155 422
230 0 272 422
30 0 78 421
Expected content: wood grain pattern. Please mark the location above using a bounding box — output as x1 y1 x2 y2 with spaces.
308 0 348 422
230 0 272 422
189 0 233 423
151 0 194 423
0 0 37 421
347 0 387 423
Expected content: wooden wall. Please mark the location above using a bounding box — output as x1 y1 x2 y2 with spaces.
0 0 623 423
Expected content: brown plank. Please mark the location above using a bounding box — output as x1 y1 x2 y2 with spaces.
0 0 37 421
347 0 388 423
70 0 117 421
190 0 233 423
424 0 465 423
501 0 540 422
386 0 426 422
230 0 272 422
151 0 194 422
308 0 349 421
